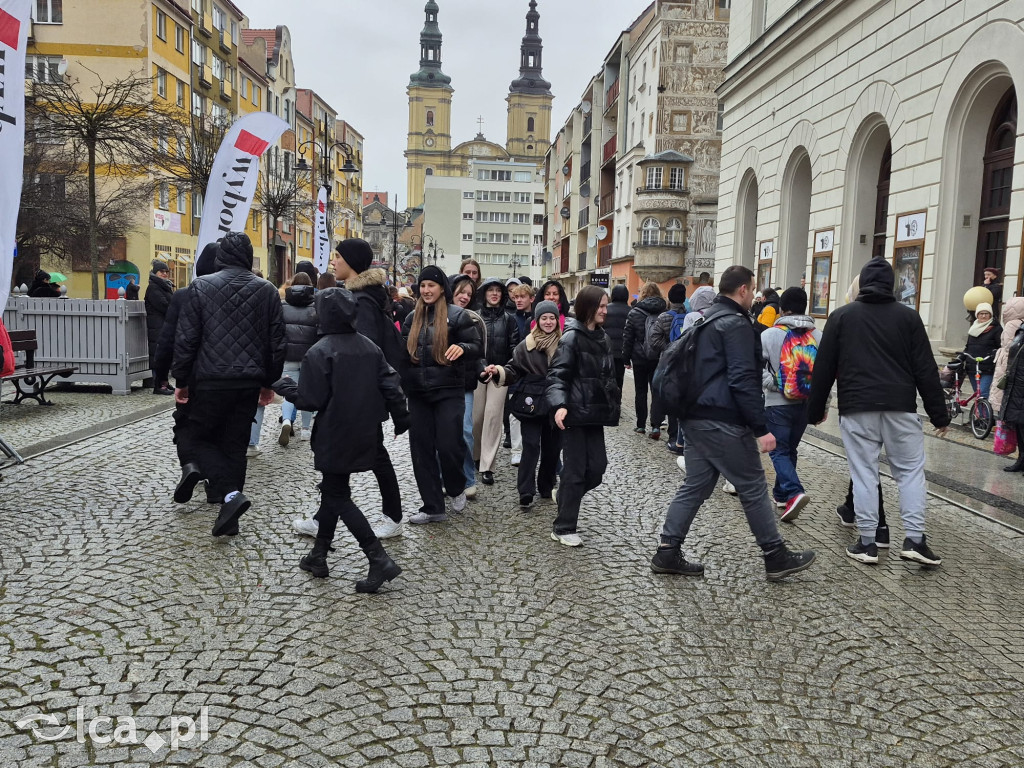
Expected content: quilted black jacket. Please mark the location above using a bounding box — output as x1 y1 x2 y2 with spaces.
282 285 318 363
400 303 483 401
479 278 520 365
172 235 286 389
546 319 620 427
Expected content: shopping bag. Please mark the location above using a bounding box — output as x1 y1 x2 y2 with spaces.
994 421 1017 455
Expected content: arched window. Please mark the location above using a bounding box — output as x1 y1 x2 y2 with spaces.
527 117 535 133
425 168 434 176
666 218 683 245
426 110 434 127
641 217 661 246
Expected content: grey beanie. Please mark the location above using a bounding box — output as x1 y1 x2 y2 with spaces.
534 300 560 322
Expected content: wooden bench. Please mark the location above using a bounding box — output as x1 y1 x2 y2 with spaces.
2 329 78 406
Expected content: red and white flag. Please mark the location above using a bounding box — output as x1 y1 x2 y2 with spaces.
196 112 288 274
313 186 330 274
0 0 31 310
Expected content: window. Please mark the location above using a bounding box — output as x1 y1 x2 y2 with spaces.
25 55 61 83
493 191 512 202
192 92 203 117
426 110 434 127
512 234 530 245
252 87 260 108
156 10 166 40
463 191 475 199
212 56 224 80
514 192 532 204
717 102 725 133
156 68 167 98
212 5 226 31
177 79 185 108
192 40 204 67
176 25 185 53
514 171 532 182
158 129 169 154
230 20 238 44
641 217 660 246
646 167 663 189
477 211 510 223
476 190 491 201
476 233 488 243
211 103 227 123
666 218 683 245
716 0 731 20
462 233 473 241
489 233 510 244
177 188 187 213
670 167 686 190
513 213 529 224
34 0 62 23
158 183 170 210
527 117 535 133
425 168 434 176
463 212 474 220
649 113 654 135
192 0 201 11
478 169 512 181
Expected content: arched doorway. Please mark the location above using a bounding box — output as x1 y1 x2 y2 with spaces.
976 88 1016 285
873 142 892 259
839 118 892 297
780 151 812 286
735 169 758 269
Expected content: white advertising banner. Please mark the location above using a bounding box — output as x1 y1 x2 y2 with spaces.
313 186 330 275
195 112 288 273
0 0 31 311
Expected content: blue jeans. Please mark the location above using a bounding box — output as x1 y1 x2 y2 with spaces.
249 405 265 447
280 362 312 429
766 404 809 502
463 391 476 489
970 373 993 400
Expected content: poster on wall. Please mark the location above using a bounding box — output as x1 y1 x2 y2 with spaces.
810 229 835 317
757 260 772 292
893 210 926 311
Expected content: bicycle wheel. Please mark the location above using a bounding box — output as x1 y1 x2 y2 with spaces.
944 389 958 422
970 398 993 439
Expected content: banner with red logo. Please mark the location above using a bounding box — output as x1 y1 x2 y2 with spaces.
196 112 288 275
0 0 31 311
313 186 329 275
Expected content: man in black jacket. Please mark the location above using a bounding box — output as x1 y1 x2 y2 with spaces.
172 232 286 537
651 265 816 582
807 258 949 567
145 260 175 395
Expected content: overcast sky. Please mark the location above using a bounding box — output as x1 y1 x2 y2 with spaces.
240 0 652 209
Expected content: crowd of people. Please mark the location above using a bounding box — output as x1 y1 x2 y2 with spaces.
145 231 964 594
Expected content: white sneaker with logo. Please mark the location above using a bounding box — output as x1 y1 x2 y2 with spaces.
450 492 467 513
550 531 582 547
372 518 403 539
292 516 319 537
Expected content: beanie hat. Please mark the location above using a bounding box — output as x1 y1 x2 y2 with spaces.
780 287 808 314
517 275 533 287
976 302 994 316
151 259 169 273
534 300 560 322
668 283 688 305
418 264 453 303
335 238 374 275
295 260 318 282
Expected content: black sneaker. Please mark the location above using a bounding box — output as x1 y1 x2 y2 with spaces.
173 462 202 504
503 436 512 449
650 546 704 576
899 535 941 566
633 427 646 434
481 471 494 485
835 504 856 528
846 539 879 564
764 546 816 581
213 493 251 537
519 494 533 508
875 526 890 549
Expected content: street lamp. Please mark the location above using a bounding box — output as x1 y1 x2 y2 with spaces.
508 252 525 275
295 118 360 248
381 201 412 284
417 234 444 269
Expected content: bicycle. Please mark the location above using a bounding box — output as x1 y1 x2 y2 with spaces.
941 352 994 439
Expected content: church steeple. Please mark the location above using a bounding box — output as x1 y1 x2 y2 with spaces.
409 1 451 88
509 0 551 96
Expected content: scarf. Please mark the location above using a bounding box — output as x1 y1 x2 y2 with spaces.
969 316 993 338
527 326 561 360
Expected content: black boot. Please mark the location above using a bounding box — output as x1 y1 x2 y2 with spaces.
356 542 402 593
1004 454 1024 472
212 493 250 536
173 462 202 504
299 539 332 578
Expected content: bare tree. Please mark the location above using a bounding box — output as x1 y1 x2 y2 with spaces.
153 112 230 200
254 151 309 285
28 66 176 298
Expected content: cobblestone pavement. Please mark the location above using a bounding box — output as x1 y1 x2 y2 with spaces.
2 379 1024 767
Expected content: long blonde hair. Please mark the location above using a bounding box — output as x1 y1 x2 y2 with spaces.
640 281 663 300
406 296 451 365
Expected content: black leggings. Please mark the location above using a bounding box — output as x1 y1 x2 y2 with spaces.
316 473 377 552
631 359 663 430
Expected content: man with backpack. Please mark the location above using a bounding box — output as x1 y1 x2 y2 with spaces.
649 283 690 454
291 238 408 540
761 287 821 523
650 265 817 581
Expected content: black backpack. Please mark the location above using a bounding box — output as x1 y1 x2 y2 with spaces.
639 311 661 360
652 312 739 418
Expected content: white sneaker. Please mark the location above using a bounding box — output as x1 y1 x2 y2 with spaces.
278 420 292 446
511 453 521 466
372 518 403 539
297 427 311 441
292 516 319 537
676 456 686 473
723 480 737 495
450 492 467 513
465 485 477 499
246 445 261 459
550 531 582 547
409 511 448 524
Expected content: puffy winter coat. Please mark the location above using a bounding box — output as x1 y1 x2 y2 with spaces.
807 258 948 429
272 288 409 475
345 267 404 368
1000 329 1024 425
621 296 667 365
962 323 1002 377
145 272 174 358
990 297 1024 414
648 303 688 357
494 333 554 387
603 288 630 360
400 302 483 401
282 285 318 363
462 308 487 392
546 319 620 427
172 234 286 389
478 278 520 365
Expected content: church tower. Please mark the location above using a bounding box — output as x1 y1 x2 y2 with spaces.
506 0 553 163
406 1 453 210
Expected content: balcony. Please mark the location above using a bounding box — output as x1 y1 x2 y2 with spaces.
603 135 617 165
579 162 591 184
598 244 612 267
604 78 619 110
577 207 590 230
577 252 588 272
558 252 570 275
599 192 615 218
582 113 592 137
219 78 232 101
199 65 213 88
198 13 213 37
219 29 233 53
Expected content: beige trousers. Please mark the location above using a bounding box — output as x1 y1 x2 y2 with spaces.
472 380 507 472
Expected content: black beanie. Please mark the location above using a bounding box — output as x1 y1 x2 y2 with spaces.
418 264 453 303
780 287 808 314
195 242 219 277
668 284 688 305
335 238 374 275
295 260 318 281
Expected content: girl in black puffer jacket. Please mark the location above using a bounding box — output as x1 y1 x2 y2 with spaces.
546 286 620 546
279 272 318 444
400 266 484 523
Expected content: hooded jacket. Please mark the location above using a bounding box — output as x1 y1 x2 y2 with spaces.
756 291 781 327
684 286 717 331
400 302 484 400
546 319 620 427
621 296 668 364
282 284 318 363
345 267 404 368
603 285 630 359
153 242 219 384
760 315 823 408
144 270 175 354
478 277 520 365
172 233 286 389
807 258 948 428
991 297 1024 414
28 270 61 298
272 288 409 475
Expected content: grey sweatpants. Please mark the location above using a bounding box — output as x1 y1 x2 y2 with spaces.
839 411 927 539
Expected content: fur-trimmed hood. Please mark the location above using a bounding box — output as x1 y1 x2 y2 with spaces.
343 267 387 293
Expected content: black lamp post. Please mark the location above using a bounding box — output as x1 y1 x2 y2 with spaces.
508 252 525 275
295 118 360 248
381 201 412 284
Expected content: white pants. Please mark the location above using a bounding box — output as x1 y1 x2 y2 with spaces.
510 412 523 454
473 380 507 472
